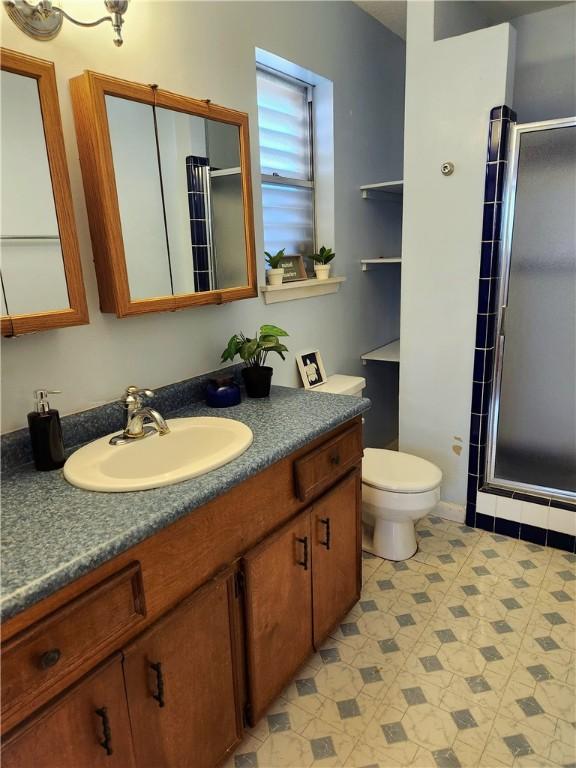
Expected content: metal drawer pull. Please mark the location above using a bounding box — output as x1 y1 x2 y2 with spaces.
150 661 165 707
320 517 331 550
95 707 113 756
296 536 309 570
330 453 340 466
39 648 61 669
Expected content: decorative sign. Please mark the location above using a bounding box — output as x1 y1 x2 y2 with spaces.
279 255 307 282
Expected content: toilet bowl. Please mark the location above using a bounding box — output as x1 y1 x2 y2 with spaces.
311 374 443 561
362 448 442 560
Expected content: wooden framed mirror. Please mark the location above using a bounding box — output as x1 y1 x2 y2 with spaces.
1 49 88 336
70 72 258 317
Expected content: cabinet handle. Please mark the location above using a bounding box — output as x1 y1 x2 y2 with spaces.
330 453 340 466
296 536 309 570
95 707 113 756
319 517 331 550
39 648 61 669
150 661 166 707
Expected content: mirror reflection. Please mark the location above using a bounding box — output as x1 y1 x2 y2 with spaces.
1 70 69 315
105 95 248 300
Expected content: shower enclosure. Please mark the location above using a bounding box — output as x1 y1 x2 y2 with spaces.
486 116 576 501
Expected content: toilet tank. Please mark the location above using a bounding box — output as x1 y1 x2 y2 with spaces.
313 375 366 397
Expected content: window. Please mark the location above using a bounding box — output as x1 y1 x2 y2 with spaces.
256 67 315 257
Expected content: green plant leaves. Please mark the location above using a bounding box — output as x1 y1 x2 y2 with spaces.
259 335 279 347
310 245 335 265
260 324 288 337
220 334 243 363
264 248 286 269
220 325 289 367
239 338 259 361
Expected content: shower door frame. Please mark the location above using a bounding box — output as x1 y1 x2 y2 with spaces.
485 115 576 502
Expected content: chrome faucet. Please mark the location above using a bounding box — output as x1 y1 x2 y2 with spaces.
110 385 171 445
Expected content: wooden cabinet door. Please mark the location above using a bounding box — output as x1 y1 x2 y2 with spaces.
311 470 362 647
242 509 313 723
122 569 242 768
1 655 135 768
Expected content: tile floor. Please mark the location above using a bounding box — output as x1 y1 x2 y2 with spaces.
226 514 576 768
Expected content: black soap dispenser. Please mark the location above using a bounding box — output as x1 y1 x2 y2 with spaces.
27 390 65 471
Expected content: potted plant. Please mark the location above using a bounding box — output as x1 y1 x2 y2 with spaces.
221 324 289 398
310 246 335 280
265 249 286 286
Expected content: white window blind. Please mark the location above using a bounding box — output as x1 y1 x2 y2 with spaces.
256 67 315 257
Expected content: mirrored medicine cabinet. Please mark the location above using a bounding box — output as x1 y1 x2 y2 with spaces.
0 48 88 336
70 72 258 317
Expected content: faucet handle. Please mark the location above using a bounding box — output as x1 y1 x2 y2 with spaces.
125 385 154 399
121 385 154 410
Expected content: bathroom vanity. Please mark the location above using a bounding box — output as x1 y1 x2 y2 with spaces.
0 387 368 768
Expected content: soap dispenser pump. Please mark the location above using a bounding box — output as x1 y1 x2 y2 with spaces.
27 390 65 471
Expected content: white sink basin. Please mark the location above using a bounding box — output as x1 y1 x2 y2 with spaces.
63 417 253 492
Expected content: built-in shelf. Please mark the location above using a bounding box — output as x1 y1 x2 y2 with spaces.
210 167 241 177
360 180 403 199
260 276 346 304
361 339 400 364
361 258 402 271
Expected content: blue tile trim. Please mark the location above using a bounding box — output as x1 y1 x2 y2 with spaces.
480 483 575 509
495 518 520 539
481 486 514 498
514 492 550 507
194 271 211 292
484 162 506 203
187 155 209 167
466 502 574 551
192 246 210 271
479 242 493 278
186 155 214 286
188 192 206 219
466 104 517 534
520 523 547 546
476 512 495 532
476 483 575 552
547 530 576 553
550 499 576 511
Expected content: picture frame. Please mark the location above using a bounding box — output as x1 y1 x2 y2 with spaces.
279 254 307 282
296 349 327 389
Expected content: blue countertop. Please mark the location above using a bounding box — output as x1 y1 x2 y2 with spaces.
1 386 370 622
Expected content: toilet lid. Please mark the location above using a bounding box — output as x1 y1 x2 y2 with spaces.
313 375 366 396
362 448 442 493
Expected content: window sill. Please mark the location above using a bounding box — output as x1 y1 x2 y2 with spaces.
260 276 346 304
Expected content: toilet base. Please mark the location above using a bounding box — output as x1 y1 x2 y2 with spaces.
369 518 418 561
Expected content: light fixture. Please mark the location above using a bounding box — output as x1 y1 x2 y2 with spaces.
3 0 130 46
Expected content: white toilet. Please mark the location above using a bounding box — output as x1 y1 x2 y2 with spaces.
313 374 443 561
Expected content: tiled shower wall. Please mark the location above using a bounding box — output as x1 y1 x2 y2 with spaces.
186 155 215 292
465 106 575 553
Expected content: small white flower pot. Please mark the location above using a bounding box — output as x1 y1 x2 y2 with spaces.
314 264 331 281
267 268 284 286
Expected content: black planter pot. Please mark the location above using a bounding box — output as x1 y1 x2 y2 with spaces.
242 366 273 398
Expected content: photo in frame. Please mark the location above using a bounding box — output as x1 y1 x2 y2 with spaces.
279 255 307 282
296 349 327 389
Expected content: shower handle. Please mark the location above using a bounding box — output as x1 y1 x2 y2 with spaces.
499 305 507 338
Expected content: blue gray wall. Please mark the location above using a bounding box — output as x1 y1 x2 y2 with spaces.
0 1 405 445
512 3 576 122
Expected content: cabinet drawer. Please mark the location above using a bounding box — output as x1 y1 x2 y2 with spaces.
1 563 145 724
294 423 362 502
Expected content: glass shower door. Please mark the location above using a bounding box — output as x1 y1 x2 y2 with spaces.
488 119 576 499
